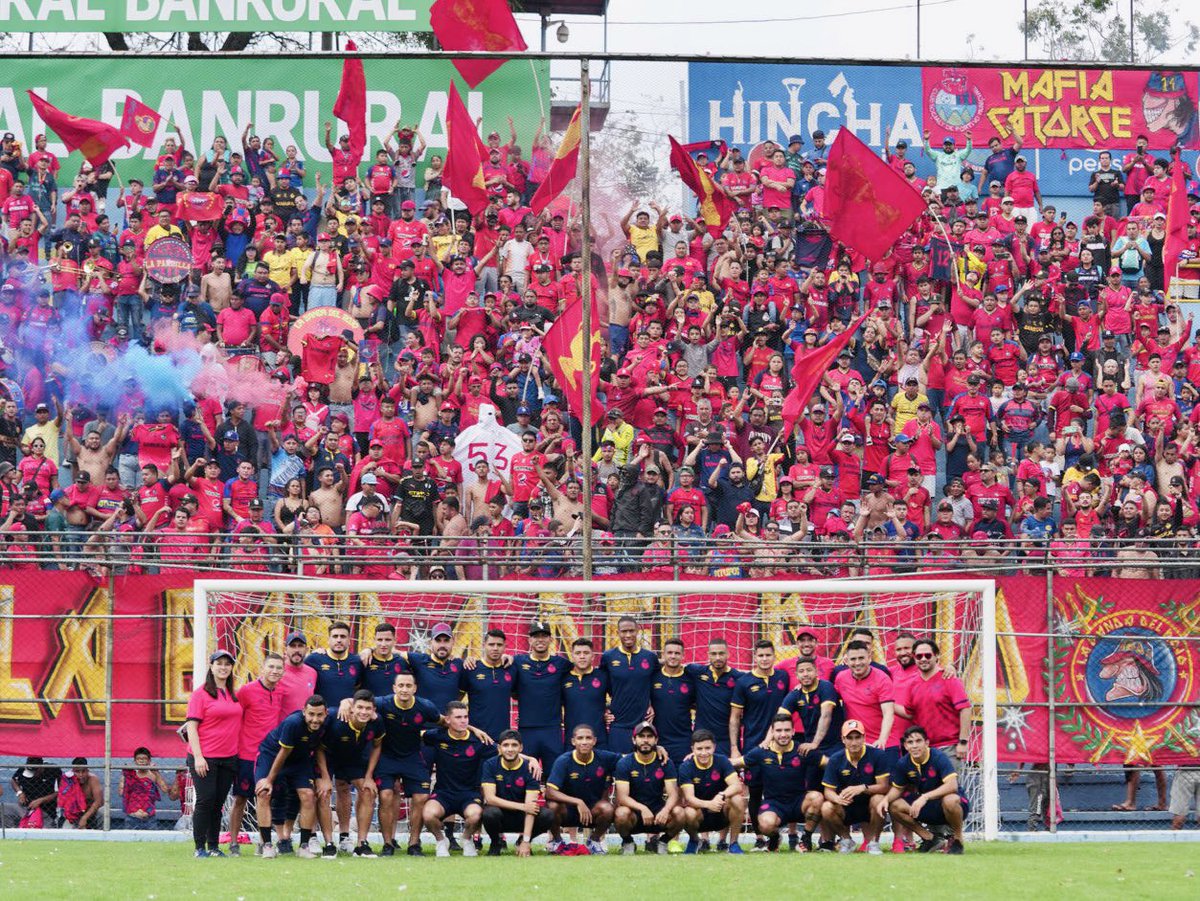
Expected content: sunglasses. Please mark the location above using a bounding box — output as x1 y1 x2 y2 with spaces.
914 652 935 660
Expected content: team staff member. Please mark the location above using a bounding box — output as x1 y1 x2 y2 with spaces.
730 640 790 850
886 725 968 854
461 628 518 742
185 649 243 858
733 714 822 852
562 637 609 749
254 695 336 859
777 655 841 850
678 728 746 854
321 689 384 858
423 701 499 857
894 639 972 768
614 722 686 854
685 638 742 756
602 616 659 753
821 719 891 855
279 631 318 714
227 654 286 857
513 620 571 772
545 724 621 855
480 729 556 857
650 638 695 762
834 640 896 764
407 621 468 710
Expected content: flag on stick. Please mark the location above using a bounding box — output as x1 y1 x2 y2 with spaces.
332 39 367 163
781 311 870 437
668 135 736 236
28 91 128 167
430 0 527 88
444 81 490 215
529 105 582 215
119 96 161 148
543 295 603 422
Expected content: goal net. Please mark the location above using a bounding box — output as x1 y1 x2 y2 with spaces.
194 578 998 840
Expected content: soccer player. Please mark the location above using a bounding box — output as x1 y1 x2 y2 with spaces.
730 640 790 850
886 725 968 854
480 730 556 856
227 653 285 856
304 621 363 845
894 639 972 768
821 719 891 854
423 701 497 857
460 628 517 742
513 620 570 773
562 637 609 749
321 689 383 857
733 714 822 852
834 641 896 763
685 638 743 756
649 639 694 762
362 622 410 696
545 724 620 854
601 616 659 753
373 671 443 856
678 728 746 854
614 722 685 854
777 655 842 850
255 695 335 859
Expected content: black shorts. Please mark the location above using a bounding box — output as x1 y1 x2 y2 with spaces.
430 790 482 818
758 798 804 825
232 758 256 800
622 799 667 833
330 762 368 783
844 796 873 826
696 809 729 831
557 799 606 827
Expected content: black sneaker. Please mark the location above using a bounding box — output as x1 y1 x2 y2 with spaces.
818 840 836 852
751 837 768 852
698 839 712 853
766 834 780 852
917 836 949 854
788 833 799 851
277 839 294 855
447 836 462 853
354 842 377 858
406 844 424 857
498 837 508 852
801 831 814 852
379 843 396 857
322 843 338 858
714 840 726 852
487 843 503 856
946 839 965 855
645 838 660 854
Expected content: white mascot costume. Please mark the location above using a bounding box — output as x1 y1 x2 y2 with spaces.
453 403 523 492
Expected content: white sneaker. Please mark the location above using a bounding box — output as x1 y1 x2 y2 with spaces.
296 845 318 859
435 838 451 858
463 839 478 857
866 841 882 856
621 841 636 856
837 838 856 854
260 843 278 859
586 839 607 855
546 839 563 854
338 837 355 853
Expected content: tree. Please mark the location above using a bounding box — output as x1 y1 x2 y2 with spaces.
1020 0 1198 63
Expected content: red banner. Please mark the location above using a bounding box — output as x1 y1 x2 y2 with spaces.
0 571 1196 766
922 66 1199 149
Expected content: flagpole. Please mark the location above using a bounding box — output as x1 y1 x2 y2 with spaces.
579 60 594 581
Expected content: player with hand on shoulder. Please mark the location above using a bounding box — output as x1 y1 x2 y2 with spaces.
320 689 384 857
677 728 746 854
255 695 335 859
776 655 842 851
613 722 686 855
820 719 891 855
545 724 620 855
480 729 556 856
886 725 968 854
423 700 503 857
732 714 822 853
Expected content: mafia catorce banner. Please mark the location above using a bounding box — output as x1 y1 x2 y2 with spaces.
0 0 433 32
0 571 1197 765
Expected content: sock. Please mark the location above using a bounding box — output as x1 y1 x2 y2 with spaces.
339 832 349 841
260 827 272 844
299 828 313 846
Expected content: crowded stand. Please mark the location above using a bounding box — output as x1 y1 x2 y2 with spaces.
0 114 1199 581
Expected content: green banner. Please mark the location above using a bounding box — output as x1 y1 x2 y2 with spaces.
0 56 549 182
0 0 432 32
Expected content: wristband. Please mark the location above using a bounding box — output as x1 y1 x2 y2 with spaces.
520 835 531 843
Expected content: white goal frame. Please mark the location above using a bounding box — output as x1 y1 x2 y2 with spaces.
193 577 998 841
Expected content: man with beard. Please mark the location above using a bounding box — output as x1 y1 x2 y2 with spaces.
894 639 971 770
614 722 685 854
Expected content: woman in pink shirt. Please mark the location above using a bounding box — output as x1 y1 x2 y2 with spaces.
185 649 243 857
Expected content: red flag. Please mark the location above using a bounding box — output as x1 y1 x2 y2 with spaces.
444 82 490 215
27 91 128 167
175 192 225 222
824 128 927 262
1163 151 1190 299
430 0 527 89
332 39 367 163
669 135 736 237
119 96 162 149
543 295 602 422
781 312 870 437
529 105 581 216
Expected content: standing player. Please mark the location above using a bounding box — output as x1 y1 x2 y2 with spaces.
777 655 841 851
228 653 285 856
545 724 620 854
422 701 497 857
614 722 686 854
373 671 443 856
821 719 891 854
678 728 746 854
886 725 967 854
685 638 743 756
362 623 410 696
895 639 972 769
733 714 822 852
513 620 570 773
562 637 609 749
601 616 659 753
255 695 335 859
730 640 791 850
461 628 517 743
480 729 556 856
321 689 384 857
651 638 695 762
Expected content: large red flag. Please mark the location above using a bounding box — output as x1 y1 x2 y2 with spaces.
824 128 927 262
119 96 162 149
781 312 870 437
529 105 581 216
669 135 736 237
28 91 128 167
544 295 603 422
444 82 489 215
1163 151 1190 300
175 192 225 222
332 39 367 163
430 0 527 89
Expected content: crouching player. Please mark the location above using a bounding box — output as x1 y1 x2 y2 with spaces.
321 689 383 857
614 722 687 854
677 728 746 854
732 714 823 852
479 730 555 856
886 725 967 854
255 695 335 859
545 724 619 855
821 719 891 854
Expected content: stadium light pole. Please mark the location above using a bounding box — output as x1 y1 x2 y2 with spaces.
579 59 594 581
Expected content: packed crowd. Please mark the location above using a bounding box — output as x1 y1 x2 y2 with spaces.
0 117 1199 578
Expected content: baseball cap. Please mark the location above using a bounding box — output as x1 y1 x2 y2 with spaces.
893 433 912 443
528 620 551 636
712 524 731 536
431 622 453 639
820 466 835 478
221 428 238 442
210 649 235 663
1069 351 1084 361
285 631 308 646
400 200 416 210
248 498 263 509
634 720 658 737
361 473 378 485
841 719 866 737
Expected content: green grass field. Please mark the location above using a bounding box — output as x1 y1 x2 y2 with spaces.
0 841 1195 900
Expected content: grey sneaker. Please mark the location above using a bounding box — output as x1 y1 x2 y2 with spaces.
296 845 318 859
338 837 355 853
837 837 856 854
260 843 278 859
621 841 636 856
227 843 241 857
866 841 883 856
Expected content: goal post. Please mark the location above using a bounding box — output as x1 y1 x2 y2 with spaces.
193 577 998 841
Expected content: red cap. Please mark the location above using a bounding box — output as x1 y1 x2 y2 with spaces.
617 267 633 278
269 292 288 306
401 200 417 210
317 232 332 241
